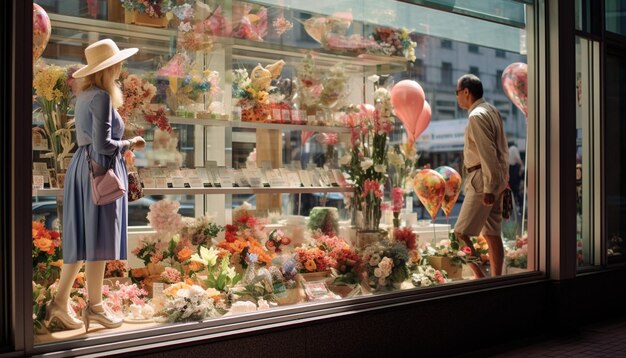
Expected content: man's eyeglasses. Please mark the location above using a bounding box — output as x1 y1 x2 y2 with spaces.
455 88 464 96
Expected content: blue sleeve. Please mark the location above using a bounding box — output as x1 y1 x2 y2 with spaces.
90 90 128 155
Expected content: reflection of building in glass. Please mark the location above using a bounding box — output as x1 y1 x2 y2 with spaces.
393 37 528 169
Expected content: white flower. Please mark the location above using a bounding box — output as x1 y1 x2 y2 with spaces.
387 151 404 167
361 158 374 171
421 278 432 286
226 266 237 280
374 267 382 278
191 246 219 267
456 250 466 257
425 267 436 276
178 21 192 32
374 164 387 173
367 75 380 83
339 154 352 166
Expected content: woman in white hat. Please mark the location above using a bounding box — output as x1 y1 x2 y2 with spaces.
44 39 145 332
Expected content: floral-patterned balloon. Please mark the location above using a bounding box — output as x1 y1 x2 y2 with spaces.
33 3 51 62
501 62 528 117
435 166 462 220
413 169 446 221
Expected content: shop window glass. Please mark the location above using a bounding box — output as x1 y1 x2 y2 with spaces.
29 0 531 350
606 0 626 35
575 37 601 268
605 49 626 264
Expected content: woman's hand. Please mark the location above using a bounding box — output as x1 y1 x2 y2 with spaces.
129 136 146 151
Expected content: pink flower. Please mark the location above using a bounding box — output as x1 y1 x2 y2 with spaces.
392 187 404 212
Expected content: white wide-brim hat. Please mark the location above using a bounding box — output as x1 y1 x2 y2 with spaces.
72 38 138 78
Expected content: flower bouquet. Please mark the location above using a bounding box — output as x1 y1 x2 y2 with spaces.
33 62 80 170
32 221 62 287
368 27 417 62
118 71 157 135
216 203 273 269
360 238 410 291
190 246 241 293
339 86 394 231
155 282 221 322
232 2 268 41
505 235 528 271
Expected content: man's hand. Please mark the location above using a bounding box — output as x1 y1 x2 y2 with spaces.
483 193 495 206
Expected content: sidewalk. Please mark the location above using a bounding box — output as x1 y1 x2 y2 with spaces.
457 318 626 357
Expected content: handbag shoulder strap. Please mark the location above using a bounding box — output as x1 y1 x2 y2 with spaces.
86 146 119 173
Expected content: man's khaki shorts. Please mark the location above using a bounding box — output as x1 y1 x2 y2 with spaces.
454 169 504 237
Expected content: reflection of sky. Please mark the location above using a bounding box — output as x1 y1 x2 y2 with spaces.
256 0 526 53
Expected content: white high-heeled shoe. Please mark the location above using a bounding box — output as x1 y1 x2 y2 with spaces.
82 302 122 332
43 300 84 330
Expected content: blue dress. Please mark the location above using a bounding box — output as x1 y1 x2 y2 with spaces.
63 87 129 263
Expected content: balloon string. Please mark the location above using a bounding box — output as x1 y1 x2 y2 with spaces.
521 136 528 237
432 220 436 242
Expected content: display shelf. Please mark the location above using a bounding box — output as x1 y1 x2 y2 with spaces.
168 116 353 133
48 13 408 73
33 186 353 197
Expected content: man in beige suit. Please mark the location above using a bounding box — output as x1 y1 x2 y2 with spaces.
454 74 509 277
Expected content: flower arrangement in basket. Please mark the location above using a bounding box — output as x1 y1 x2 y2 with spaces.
339 84 395 231
216 202 273 269
154 282 222 322
360 238 410 291
232 60 285 122
368 27 417 62
505 235 528 269
32 62 80 169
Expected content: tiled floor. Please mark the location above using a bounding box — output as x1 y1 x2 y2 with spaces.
459 318 626 357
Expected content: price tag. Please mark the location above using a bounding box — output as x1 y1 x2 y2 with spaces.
171 177 185 188
281 109 291 123
265 170 281 187
299 170 312 187
245 168 264 188
332 169 348 186
32 175 45 191
218 168 233 187
287 172 302 187
143 177 156 188
188 177 203 188
233 169 249 187
308 170 323 187
155 176 168 188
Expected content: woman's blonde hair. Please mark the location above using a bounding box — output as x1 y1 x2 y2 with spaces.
78 62 123 108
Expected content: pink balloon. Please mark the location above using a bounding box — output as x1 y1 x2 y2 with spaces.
501 62 528 117
33 3 51 62
390 80 425 142
412 101 431 141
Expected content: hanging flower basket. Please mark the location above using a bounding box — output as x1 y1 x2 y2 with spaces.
125 10 169 28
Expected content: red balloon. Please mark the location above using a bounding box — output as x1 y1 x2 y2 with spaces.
33 3 51 62
501 62 528 117
413 101 431 140
390 80 425 142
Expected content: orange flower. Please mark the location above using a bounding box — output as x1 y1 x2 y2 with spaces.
304 259 317 272
188 260 204 272
33 237 55 255
51 259 63 267
177 246 193 262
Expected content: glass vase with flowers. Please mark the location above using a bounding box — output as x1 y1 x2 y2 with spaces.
340 82 394 233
